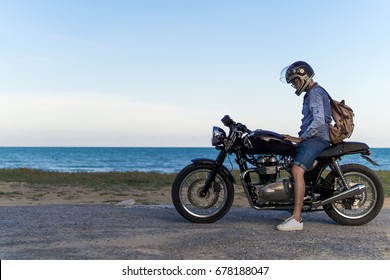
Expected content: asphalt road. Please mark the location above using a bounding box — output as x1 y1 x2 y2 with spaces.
0 204 389 260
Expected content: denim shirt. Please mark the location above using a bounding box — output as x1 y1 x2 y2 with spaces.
299 83 332 142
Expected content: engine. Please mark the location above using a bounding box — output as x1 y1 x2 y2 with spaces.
256 155 278 184
251 155 294 203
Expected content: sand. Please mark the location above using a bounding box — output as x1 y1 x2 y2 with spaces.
0 181 388 208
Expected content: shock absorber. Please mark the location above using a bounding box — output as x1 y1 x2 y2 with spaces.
331 158 349 190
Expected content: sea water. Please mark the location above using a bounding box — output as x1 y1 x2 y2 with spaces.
0 147 388 173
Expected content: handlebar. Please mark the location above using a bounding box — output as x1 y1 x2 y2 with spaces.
221 115 251 134
221 115 234 127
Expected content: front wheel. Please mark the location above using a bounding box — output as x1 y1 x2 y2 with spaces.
323 164 384 226
171 163 234 223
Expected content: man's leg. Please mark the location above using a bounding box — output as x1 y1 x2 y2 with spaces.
276 164 305 231
292 165 305 222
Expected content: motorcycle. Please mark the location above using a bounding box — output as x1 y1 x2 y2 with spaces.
171 115 384 225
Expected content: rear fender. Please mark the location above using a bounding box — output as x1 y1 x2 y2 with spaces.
191 158 235 183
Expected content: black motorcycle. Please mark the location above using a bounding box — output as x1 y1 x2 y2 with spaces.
171 115 384 225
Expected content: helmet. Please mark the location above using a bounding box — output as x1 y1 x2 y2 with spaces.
280 61 315 96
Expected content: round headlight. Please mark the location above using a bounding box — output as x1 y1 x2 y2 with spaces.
211 126 226 146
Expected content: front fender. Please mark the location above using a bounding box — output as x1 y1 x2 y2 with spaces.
191 158 236 183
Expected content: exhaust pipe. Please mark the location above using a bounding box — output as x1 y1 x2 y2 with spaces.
312 184 366 208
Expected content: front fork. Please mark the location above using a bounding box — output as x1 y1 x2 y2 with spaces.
200 150 228 196
202 132 239 195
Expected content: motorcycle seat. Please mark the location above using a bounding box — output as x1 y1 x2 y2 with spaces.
318 142 369 158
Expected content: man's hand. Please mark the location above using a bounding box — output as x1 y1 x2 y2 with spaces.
282 134 303 143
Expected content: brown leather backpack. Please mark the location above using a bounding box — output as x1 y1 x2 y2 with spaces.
327 93 355 144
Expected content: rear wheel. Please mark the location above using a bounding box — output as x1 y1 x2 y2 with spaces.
171 163 234 223
323 164 384 226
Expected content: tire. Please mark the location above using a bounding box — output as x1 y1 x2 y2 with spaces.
171 163 234 223
323 164 384 226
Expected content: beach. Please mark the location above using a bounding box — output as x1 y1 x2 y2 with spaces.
0 180 252 207
0 180 389 208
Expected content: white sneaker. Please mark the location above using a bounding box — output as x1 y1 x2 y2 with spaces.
276 216 303 231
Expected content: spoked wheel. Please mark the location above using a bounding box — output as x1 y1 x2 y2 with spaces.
323 164 384 226
171 163 234 223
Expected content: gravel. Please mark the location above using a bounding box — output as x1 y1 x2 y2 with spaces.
0 204 389 260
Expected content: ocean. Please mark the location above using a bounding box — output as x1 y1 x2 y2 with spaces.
0 147 388 173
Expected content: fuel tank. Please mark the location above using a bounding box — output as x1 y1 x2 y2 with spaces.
244 130 296 156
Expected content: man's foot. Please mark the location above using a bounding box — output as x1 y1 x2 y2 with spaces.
276 216 303 231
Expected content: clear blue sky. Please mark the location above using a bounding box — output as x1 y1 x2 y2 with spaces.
0 0 389 147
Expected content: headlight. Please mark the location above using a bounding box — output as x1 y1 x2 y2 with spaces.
211 126 226 146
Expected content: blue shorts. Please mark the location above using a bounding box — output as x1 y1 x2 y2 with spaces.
294 137 331 171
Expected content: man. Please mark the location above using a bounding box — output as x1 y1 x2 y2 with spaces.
278 61 332 231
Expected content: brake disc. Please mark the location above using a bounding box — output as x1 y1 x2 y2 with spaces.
187 179 220 209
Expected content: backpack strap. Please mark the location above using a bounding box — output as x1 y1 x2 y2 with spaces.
312 83 333 101
312 84 349 119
